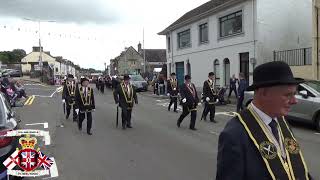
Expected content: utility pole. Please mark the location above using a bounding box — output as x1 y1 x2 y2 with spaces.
143 28 146 74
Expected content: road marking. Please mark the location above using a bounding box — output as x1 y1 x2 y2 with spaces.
215 112 236 117
24 95 35 105
25 122 49 129
315 133 320 135
209 131 220 135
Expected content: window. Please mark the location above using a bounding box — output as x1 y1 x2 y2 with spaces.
167 36 171 51
199 23 208 43
219 10 242 38
214 59 220 87
178 29 191 49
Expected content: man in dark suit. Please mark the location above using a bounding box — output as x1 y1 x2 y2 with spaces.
177 75 199 131
167 73 179 113
237 72 248 112
62 74 77 122
75 77 95 135
113 75 138 130
201 72 217 123
216 61 313 180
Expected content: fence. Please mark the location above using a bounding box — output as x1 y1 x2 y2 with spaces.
273 47 312 66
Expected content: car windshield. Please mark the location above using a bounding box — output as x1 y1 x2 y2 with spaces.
304 81 320 93
130 75 144 81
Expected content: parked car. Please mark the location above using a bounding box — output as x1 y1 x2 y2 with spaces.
243 80 320 131
0 92 20 178
2 69 22 77
129 74 148 92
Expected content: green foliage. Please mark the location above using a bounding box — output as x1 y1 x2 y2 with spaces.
0 49 26 64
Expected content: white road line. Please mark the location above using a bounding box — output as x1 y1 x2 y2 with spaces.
209 131 220 136
315 133 320 135
34 95 52 98
25 122 49 129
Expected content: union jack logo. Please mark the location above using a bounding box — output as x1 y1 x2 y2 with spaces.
20 150 37 171
37 151 54 170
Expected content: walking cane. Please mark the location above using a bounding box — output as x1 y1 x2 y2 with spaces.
116 105 119 128
63 101 66 115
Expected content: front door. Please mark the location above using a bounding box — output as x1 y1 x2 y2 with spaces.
240 52 249 81
176 62 184 86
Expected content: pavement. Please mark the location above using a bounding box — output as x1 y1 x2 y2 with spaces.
7 82 320 180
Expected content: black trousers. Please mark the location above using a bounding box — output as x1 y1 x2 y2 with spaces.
66 103 77 121
237 95 244 112
228 87 237 98
121 108 132 127
100 84 105 93
168 96 177 111
202 103 215 121
78 111 92 133
178 105 197 128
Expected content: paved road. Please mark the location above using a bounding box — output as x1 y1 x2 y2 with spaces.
12 82 320 179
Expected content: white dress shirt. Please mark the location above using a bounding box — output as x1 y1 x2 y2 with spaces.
250 102 286 158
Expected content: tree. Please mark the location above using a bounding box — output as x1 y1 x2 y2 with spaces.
0 52 10 64
11 49 26 63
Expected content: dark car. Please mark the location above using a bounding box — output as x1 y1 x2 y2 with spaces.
0 92 20 178
129 75 148 92
2 69 22 78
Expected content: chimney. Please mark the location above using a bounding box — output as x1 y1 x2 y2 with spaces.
138 42 142 53
32 46 43 52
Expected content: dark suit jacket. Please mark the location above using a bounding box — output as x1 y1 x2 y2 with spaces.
202 80 217 103
75 86 95 112
62 81 77 104
113 83 138 109
179 83 199 108
216 116 314 180
167 79 179 96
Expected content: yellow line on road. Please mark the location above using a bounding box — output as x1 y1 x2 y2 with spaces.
24 95 35 105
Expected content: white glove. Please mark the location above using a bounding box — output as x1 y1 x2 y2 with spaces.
178 93 180 96
92 109 95 112
216 99 219 102
62 99 65 103
75 109 79 114
182 98 186 103
167 93 170 96
206 97 210 102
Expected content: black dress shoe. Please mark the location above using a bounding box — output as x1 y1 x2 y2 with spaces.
127 125 132 128
177 121 181 128
122 126 126 130
87 132 92 135
189 127 197 131
210 120 217 123
174 110 178 113
78 127 82 131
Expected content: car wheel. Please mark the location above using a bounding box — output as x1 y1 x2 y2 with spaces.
315 115 320 132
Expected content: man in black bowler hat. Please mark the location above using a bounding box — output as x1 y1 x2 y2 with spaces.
62 74 77 121
216 61 313 180
113 74 138 130
75 77 95 135
177 75 199 130
167 72 179 112
201 72 217 123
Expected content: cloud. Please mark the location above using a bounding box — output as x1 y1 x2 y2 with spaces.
0 0 119 24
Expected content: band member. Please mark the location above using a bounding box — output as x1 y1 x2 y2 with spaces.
62 74 77 121
75 77 95 135
201 72 217 123
167 73 179 112
99 77 105 94
177 75 199 131
216 61 313 180
113 75 138 130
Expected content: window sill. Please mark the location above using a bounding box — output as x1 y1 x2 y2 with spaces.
177 46 192 50
218 32 244 41
199 41 209 46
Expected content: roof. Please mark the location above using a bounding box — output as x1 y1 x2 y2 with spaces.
158 0 239 35
141 49 166 62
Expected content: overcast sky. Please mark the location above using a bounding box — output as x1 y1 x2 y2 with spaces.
0 0 209 70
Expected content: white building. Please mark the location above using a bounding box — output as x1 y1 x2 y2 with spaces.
159 0 312 88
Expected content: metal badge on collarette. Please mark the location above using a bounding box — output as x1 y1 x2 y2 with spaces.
259 141 277 159
284 138 300 154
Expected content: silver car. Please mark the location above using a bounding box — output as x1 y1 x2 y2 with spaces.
129 75 148 92
243 80 320 132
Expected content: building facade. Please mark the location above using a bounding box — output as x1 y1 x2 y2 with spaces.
159 0 312 88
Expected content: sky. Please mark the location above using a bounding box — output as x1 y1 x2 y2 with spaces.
0 0 209 70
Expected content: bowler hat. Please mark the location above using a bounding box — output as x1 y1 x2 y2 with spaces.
208 72 215 76
81 77 89 84
185 75 191 80
123 75 130 80
247 61 304 91
67 74 74 79
171 73 176 76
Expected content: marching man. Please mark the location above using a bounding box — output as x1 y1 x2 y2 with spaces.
113 75 138 130
75 77 95 135
62 74 77 122
177 75 199 130
201 72 217 123
167 73 179 113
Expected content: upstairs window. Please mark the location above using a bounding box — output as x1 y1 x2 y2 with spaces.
178 29 191 49
167 36 171 51
199 23 208 43
219 10 242 38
